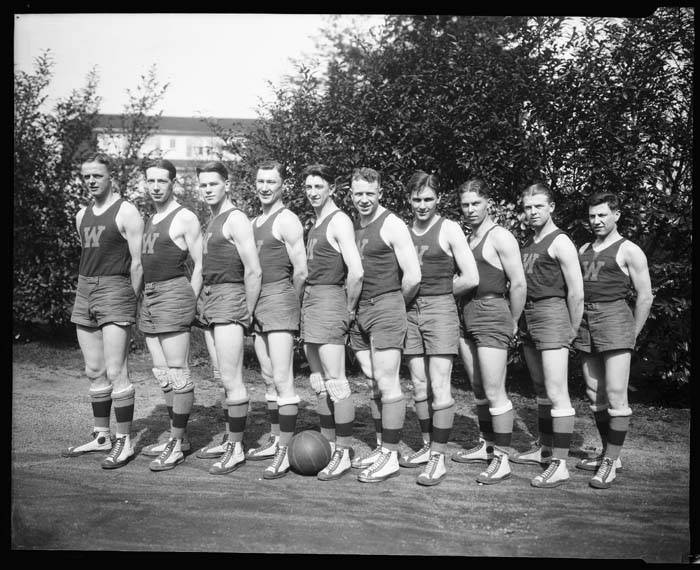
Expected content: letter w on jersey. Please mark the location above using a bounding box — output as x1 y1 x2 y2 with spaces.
306 237 318 262
582 260 605 281
357 238 369 260
142 232 160 255
522 252 540 274
414 245 429 266
83 225 106 248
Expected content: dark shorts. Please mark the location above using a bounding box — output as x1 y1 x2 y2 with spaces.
139 276 196 334
573 299 636 354
301 284 350 345
404 294 459 356
349 290 407 352
253 279 300 334
196 282 250 329
71 274 137 328
521 296 573 351
463 296 514 350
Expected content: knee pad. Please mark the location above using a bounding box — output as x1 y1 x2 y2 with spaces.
381 394 404 405
88 384 113 398
490 400 513 416
433 398 456 412
277 394 301 407
309 373 326 395
474 398 490 406
170 368 194 394
536 397 553 406
326 378 351 402
550 407 575 418
589 403 609 413
111 384 135 402
152 367 171 391
608 406 632 417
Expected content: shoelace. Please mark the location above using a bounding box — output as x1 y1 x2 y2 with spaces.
253 436 276 455
325 449 344 472
409 443 431 460
217 442 235 466
537 459 560 480
366 451 390 474
157 439 176 462
269 446 287 471
484 454 502 476
105 437 125 462
595 458 614 481
423 453 441 476
461 440 486 457
218 433 230 446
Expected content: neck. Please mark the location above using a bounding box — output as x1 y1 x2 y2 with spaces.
533 218 557 239
154 197 176 215
93 190 117 209
261 200 283 217
469 216 494 239
360 205 385 226
413 213 439 232
314 200 338 221
594 228 620 246
210 198 234 218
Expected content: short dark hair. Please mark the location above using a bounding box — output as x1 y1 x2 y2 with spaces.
351 167 381 187
143 158 177 181
587 191 620 211
196 161 229 180
256 160 286 179
406 170 440 197
80 151 113 171
302 164 335 186
458 178 492 199
521 182 554 203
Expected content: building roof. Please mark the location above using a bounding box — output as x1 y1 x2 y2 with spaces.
94 114 259 136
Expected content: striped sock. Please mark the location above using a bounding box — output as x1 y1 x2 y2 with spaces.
227 399 249 443
414 397 431 444
317 392 336 442
430 400 455 454
380 396 405 452
333 397 355 448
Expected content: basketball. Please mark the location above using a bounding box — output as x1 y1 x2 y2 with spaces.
287 430 332 476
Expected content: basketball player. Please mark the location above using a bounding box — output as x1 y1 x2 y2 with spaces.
513 183 584 488
300 164 364 481
248 161 308 479
348 167 422 483
452 179 527 485
573 192 652 488
190 161 262 475
63 152 144 470
138 159 203 472
400 171 479 486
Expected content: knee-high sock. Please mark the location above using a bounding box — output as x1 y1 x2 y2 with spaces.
491 400 514 451
369 395 383 445
380 396 405 452
226 398 249 443
590 404 610 450
606 407 632 460
90 382 112 432
537 397 553 447
267 398 280 436
551 407 575 459
317 392 336 442
171 391 194 440
277 397 299 447
430 400 455 454
112 386 135 437
475 398 493 445
414 397 431 444
333 397 355 448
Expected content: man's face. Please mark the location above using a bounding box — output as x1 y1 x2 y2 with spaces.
80 162 111 199
588 202 620 238
350 178 381 218
459 191 490 227
305 174 334 210
199 171 228 207
411 187 439 223
522 192 553 229
145 167 174 206
255 168 284 206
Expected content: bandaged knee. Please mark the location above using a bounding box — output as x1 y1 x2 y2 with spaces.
152 367 171 391
170 368 194 394
326 377 351 402
309 373 326 395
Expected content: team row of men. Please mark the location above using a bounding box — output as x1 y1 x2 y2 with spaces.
62 153 653 490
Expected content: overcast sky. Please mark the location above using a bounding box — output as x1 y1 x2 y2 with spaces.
14 13 383 119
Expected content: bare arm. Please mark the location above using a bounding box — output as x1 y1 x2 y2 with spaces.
552 235 584 337
383 215 421 305
622 242 654 338
330 212 364 314
117 202 144 295
226 210 262 318
443 220 479 297
493 228 527 330
278 211 308 301
181 211 203 298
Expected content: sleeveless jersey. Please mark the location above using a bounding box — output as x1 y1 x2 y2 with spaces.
203 208 245 285
254 208 292 284
78 198 131 277
141 206 189 283
410 217 454 296
521 229 567 300
355 210 401 301
306 210 346 286
579 238 631 302
471 225 507 298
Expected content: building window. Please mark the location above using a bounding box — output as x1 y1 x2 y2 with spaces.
169 138 176 149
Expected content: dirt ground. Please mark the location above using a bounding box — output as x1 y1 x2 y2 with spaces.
11 337 693 560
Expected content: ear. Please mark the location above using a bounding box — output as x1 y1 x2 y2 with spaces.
613 209 620 222
549 201 556 213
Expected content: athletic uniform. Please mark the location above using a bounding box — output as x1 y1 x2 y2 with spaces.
71 198 137 327
349 210 407 351
301 210 350 345
520 229 572 349
198 208 250 328
574 238 635 353
139 206 196 334
462 225 513 349
252 208 300 333
404 217 459 356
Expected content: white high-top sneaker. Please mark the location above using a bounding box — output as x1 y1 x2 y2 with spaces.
357 448 400 483
451 438 493 463
209 441 245 475
101 434 134 470
62 430 112 457
318 446 352 481
263 445 290 479
476 450 512 485
416 452 447 486
530 458 570 488
149 438 185 472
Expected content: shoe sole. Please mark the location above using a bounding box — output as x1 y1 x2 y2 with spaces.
531 478 569 488
357 470 400 483
209 460 245 475
101 453 135 470
476 472 512 485
149 456 185 472
262 469 290 480
246 453 276 461
576 462 623 472
416 473 446 486
589 479 613 489
451 454 490 464
196 449 226 459
318 468 351 481
143 444 191 458
511 457 552 466
399 459 428 468
62 446 112 458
